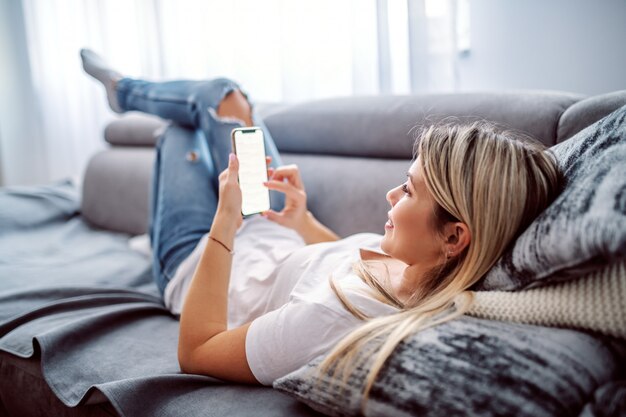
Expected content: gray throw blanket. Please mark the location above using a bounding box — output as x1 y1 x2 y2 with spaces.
0 180 319 417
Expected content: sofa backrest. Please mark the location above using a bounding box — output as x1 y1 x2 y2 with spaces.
82 90 626 236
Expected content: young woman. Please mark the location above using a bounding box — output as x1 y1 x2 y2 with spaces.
81 49 561 399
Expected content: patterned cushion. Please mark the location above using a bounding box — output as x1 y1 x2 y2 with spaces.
475 104 626 290
274 316 622 417
579 380 626 417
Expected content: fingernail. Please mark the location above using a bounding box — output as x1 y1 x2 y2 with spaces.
229 153 236 162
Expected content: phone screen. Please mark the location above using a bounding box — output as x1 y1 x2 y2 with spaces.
232 127 271 216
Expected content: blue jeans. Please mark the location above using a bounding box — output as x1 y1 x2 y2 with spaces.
116 77 284 295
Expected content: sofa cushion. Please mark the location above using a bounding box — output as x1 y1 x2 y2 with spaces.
81 148 155 235
281 153 405 237
557 90 626 143
263 92 582 159
475 103 626 291
468 260 626 340
104 113 167 147
274 316 622 417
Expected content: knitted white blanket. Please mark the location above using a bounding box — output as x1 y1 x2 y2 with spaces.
467 260 626 339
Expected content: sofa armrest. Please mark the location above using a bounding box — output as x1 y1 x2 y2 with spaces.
82 148 155 235
557 90 626 143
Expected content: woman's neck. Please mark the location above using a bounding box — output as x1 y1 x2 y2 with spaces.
359 249 428 305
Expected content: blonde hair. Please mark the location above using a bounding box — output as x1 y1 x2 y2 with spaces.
318 121 561 411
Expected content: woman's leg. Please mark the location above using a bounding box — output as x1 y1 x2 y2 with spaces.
150 127 218 295
81 50 283 179
119 77 285 210
116 77 237 129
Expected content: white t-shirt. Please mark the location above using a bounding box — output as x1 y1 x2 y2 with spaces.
163 216 400 385
164 215 307 326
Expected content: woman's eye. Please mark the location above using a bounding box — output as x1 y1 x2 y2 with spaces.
401 183 410 195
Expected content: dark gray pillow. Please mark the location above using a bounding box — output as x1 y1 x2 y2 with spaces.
274 316 622 417
475 104 626 291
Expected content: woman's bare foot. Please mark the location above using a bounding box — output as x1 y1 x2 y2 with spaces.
80 48 123 113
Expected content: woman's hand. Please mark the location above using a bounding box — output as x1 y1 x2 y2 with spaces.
215 153 243 229
262 163 309 234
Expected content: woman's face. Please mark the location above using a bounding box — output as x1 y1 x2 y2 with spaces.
380 157 445 267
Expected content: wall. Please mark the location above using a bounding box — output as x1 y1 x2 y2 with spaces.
458 0 626 95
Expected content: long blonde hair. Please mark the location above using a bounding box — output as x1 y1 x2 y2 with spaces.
318 121 561 411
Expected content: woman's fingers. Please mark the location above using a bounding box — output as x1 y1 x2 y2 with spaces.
216 154 243 227
228 153 239 177
264 179 304 200
272 164 299 177
219 153 239 182
261 209 285 224
269 165 303 188
221 153 238 186
265 156 275 180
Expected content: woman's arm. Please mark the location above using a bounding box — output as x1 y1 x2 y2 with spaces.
263 164 340 244
178 154 258 383
296 210 340 244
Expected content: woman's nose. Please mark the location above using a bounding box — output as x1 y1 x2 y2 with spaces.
386 186 399 207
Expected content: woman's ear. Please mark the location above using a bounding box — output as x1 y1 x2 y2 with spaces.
443 222 471 258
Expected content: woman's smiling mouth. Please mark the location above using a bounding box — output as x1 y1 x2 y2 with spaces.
385 212 394 229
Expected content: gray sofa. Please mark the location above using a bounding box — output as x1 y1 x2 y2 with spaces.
1 90 625 417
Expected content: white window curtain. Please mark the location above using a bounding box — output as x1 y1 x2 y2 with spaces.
5 0 468 186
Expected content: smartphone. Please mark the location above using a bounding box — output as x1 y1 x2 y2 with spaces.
231 127 271 216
